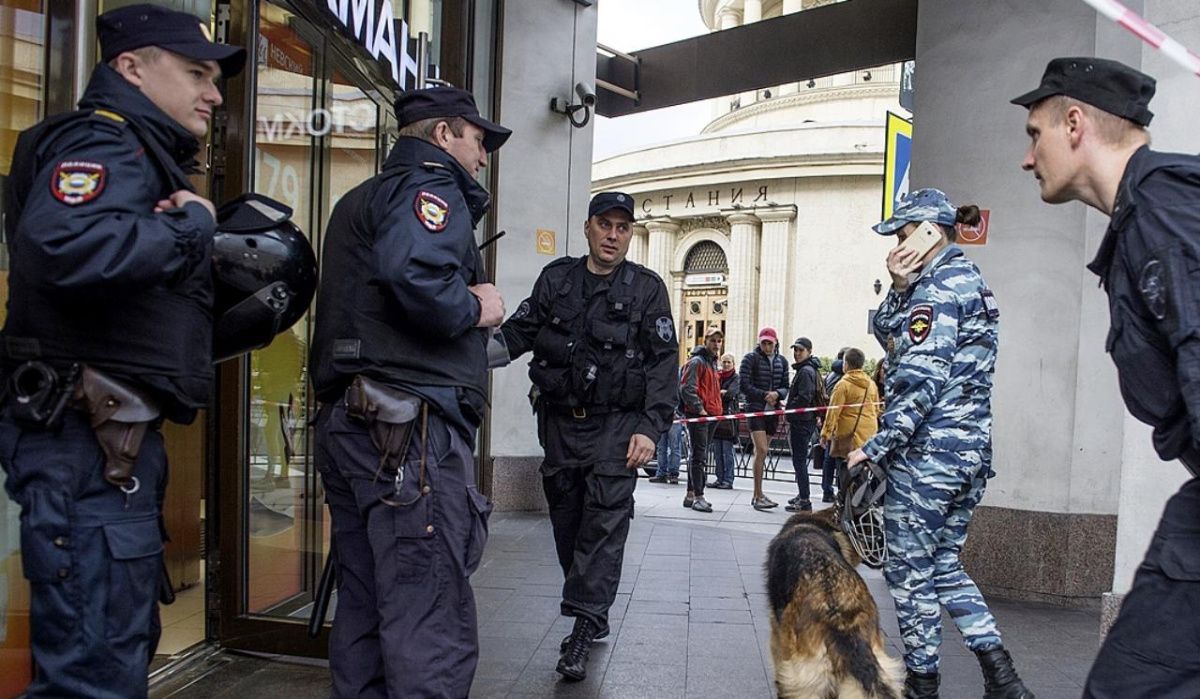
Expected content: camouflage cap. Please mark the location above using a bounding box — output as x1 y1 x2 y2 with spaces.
872 188 957 235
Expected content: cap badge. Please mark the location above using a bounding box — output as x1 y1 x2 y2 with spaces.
907 304 933 344
51 161 107 206
198 22 213 41
414 191 450 232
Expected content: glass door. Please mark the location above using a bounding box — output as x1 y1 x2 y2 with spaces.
214 0 390 656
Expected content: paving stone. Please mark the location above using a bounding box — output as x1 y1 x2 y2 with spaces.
155 511 1101 699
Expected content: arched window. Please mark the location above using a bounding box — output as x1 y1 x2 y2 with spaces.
683 241 728 274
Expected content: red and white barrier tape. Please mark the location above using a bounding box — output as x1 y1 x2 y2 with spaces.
674 401 884 425
1082 0 1200 76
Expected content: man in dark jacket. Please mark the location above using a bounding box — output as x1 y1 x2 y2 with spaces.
501 192 677 681
680 326 724 513
310 87 510 698
1015 56 1200 698
739 327 789 510
0 6 243 696
784 337 822 512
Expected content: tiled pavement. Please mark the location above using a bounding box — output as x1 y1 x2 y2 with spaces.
155 478 1100 698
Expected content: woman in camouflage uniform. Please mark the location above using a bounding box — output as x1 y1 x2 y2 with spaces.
846 189 1033 699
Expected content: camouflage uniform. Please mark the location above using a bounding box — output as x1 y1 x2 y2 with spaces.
860 191 1004 676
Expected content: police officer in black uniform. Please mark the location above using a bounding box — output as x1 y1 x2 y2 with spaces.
1015 57 1200 697
501 192 678 681
0 5 243 697
309 87 510 698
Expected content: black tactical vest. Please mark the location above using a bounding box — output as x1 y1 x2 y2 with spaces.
529 259 649 410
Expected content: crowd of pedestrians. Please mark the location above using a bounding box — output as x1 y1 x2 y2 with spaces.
647 326 890 512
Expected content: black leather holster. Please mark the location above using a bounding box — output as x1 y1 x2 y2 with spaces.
344 375 421 468
72 366 160 487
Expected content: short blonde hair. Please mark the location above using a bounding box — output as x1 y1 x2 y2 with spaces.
1039 95 1148 146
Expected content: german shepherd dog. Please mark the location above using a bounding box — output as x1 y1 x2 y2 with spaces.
765 507 902 698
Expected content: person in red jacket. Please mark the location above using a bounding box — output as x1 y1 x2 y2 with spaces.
681 326 724 512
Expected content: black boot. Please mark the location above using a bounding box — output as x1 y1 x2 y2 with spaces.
904 670 939 699
976 647 1035 699
556 617 597 681
559 625 608 653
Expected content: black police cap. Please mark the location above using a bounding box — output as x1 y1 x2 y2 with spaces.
588 192 635 220
394 87 512 152
98 4 246 77
1011 57 1155 126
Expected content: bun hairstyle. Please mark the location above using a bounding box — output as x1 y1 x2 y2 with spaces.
948 204 981 241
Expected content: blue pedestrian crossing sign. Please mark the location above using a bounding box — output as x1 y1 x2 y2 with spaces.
883 112 913 220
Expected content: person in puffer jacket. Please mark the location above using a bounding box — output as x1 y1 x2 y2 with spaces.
738 327 789 510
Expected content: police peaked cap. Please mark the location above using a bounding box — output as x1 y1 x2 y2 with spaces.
98 4 246 77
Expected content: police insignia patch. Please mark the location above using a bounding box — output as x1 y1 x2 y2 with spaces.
51 161 106 205
656 317 674 343
513 300 530 319
414 191 450 232
1139 259 1168 320
907 304 934 344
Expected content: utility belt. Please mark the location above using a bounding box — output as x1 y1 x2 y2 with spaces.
6 361 160 487
343 375 428 507
542 402 623 420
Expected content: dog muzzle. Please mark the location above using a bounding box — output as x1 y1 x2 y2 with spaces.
840 460 888 569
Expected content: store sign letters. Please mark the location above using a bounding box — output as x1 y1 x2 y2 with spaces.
324 0 419 87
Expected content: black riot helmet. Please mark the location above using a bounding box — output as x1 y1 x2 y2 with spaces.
211 193 317 363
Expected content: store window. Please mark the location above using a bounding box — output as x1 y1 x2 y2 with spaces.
0 0 44 690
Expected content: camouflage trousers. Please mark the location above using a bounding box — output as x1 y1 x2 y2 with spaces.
882 449 1002 674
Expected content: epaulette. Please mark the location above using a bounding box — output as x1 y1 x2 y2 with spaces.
89 109 129 134
420 161 448 172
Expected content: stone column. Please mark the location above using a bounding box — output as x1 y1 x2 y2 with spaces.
743 0 762 23
645 219 680 313
629 223 649 266
779 0 804 94
716 7 739 30
739 2 762 106
713 9 741 120
725 212 761 357
756 206 797 341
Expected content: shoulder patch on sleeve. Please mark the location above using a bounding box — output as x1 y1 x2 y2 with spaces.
51 161 107 205
907 304 933 344
655 316 675 343
414 190 450 232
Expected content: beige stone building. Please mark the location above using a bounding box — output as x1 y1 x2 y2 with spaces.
593 0 906 361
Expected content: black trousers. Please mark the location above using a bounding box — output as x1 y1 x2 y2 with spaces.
687 422 713 497
787 420 817 500
1084 477 1200 698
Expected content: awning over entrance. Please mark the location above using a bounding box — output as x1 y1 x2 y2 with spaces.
596 0 917 117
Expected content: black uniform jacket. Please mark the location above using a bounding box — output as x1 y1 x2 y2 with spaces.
501 255 678 443
310 136 491 417
1088 145 1200 467
2 64 214 422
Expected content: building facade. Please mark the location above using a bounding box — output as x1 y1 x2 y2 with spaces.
593 0 901 361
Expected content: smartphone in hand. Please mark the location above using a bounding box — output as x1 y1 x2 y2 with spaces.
896 220 942 260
